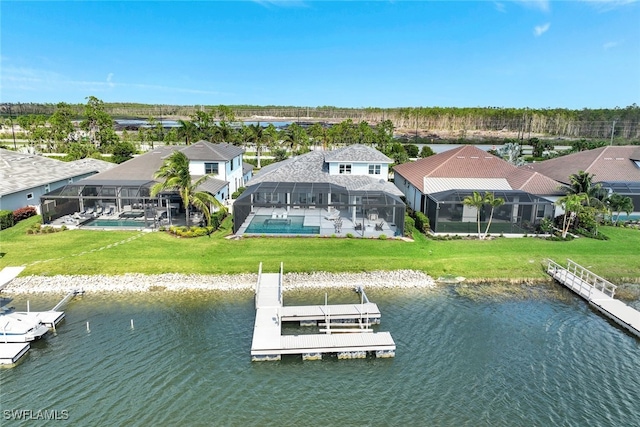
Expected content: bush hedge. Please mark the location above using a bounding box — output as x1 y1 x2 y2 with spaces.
0 210 14 230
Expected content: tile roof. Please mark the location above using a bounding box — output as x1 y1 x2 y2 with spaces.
0 149 115 196
193 176 228 195
179 140 244 161
249 148 402 196
82 142 244 184
82 146 175 183
521 146 640 184
393 145 564 195
324 144 393 163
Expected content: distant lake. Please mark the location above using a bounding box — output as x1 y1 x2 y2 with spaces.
115 119 293 128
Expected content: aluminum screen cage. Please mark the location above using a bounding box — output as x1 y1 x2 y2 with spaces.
233 181 405 235
424 189 555 234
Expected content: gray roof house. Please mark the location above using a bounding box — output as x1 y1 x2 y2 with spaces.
0 148 115 213
233 145 405 237
393 145 565 235
40 141 252 226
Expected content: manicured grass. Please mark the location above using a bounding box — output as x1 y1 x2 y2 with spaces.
1 216 639 281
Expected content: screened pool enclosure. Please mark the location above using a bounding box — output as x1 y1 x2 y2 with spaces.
233 182 405 236
424 190 555 235
40 180 184 227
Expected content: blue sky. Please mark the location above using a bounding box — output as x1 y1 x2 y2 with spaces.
1 1 639 109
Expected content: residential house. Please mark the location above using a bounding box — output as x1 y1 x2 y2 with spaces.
40 141 251 225
522 145 640 218
393 145 565 235
0 148 114 213
233 144 405 236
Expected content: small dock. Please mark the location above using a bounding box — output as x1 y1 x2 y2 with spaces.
0 290 80 367
0 343 30 366
547 259 640 339
251 263 396 361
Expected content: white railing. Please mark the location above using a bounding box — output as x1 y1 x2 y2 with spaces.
547 259 617 298
255 262 263 309
278 262 284 304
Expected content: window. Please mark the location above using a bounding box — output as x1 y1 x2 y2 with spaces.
27 193 34 200
230 158 235 171
205 163 219 174
339 164 352 174
369 164 381 175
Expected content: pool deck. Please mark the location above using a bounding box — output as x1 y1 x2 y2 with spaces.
238 207 397 238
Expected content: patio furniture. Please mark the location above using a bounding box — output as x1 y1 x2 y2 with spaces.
375 221 384 231
272 208 287 219
334 217 343 233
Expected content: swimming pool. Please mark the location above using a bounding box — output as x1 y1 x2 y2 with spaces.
245 215 319 235
83 218 148 228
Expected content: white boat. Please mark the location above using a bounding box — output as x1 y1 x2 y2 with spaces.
0 312 49 343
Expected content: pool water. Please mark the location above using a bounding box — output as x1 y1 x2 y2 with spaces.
245 215 319 234
84 218 148 227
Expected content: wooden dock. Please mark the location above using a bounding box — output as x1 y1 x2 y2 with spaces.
547 259 640 339
250 263 396 361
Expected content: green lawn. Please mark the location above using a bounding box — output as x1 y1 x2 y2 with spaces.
1 216 639 281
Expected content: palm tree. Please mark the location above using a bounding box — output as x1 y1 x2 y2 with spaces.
482 192 505 239
246 123 267 168
177 120 198 145
556 193 588 238
607 193 634 225
463 191 485 239
568 171 607 205
150 151 224 227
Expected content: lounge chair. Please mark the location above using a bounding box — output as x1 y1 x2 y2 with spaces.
375 221 384 231
355 223 363 231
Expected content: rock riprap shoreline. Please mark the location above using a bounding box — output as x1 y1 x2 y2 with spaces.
5 270 436 294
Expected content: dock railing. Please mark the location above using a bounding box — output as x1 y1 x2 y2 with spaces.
278 262 283 305
255 262 263 309
547 259 617 298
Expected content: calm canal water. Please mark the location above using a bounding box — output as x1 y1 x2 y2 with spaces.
1 286 639 426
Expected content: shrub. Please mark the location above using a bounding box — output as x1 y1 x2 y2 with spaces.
346 233 354 238
13 206 37 222
404 215 415 236
378 234 387 240
414 211 430 233
0 210 14 230
231 187 246 199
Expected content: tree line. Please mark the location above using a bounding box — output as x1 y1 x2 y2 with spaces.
2 102 639 140
0 97 634 167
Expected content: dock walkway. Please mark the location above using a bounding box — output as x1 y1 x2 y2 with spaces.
250 263 396 361
547 259 640 339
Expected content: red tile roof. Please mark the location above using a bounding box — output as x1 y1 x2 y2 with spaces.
521 146 640 184
393 145 563 195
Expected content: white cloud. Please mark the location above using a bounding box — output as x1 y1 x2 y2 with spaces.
0 62 221 98
603 40 621 49
580 0 637 11
534 22 550 36
494 2 507 12
517 0 551 12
